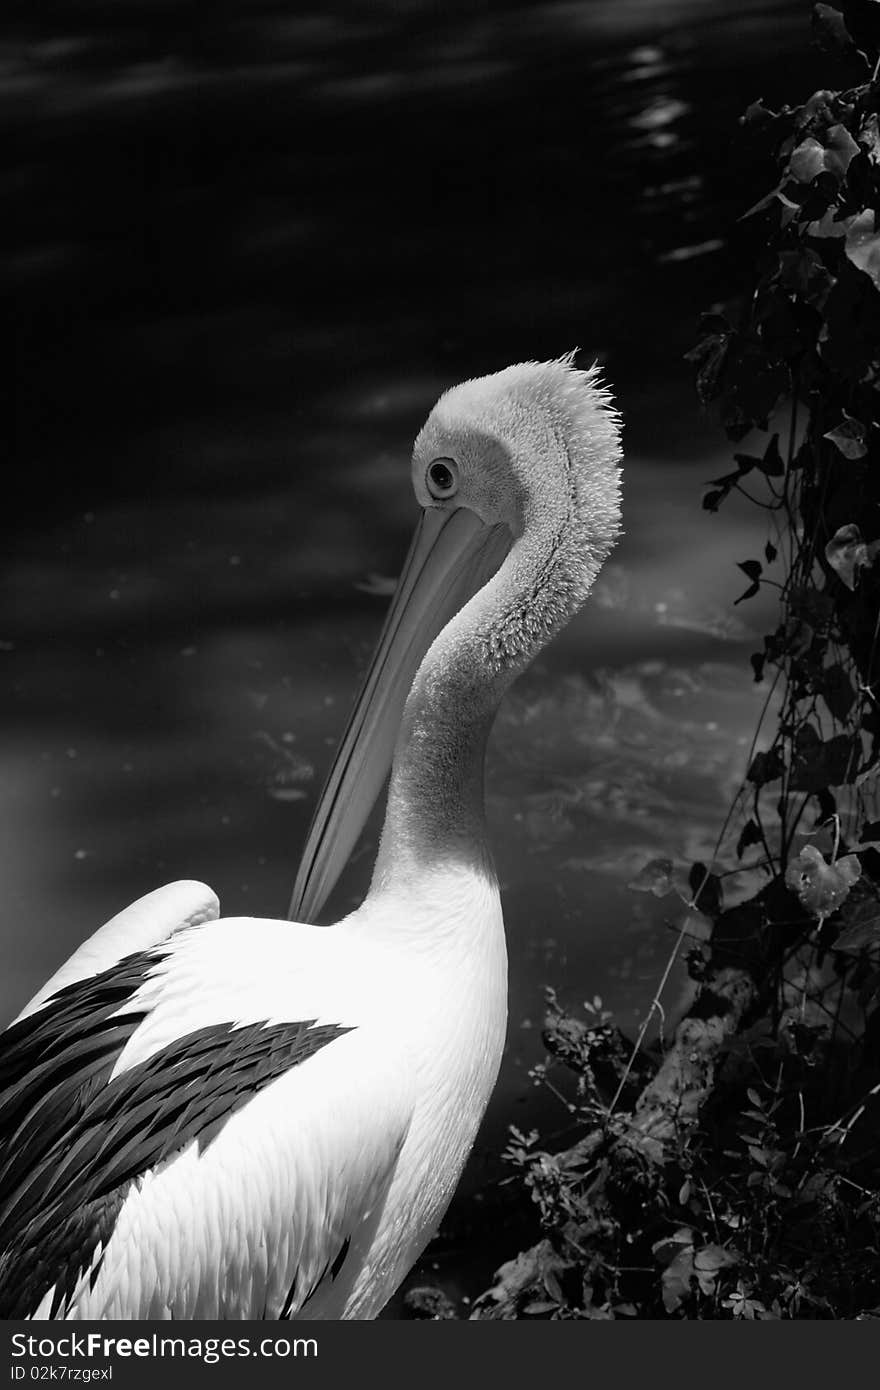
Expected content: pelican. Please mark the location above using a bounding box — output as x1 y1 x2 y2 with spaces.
0 356 622 1320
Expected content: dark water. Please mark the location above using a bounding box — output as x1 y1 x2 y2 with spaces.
5 0 824 1308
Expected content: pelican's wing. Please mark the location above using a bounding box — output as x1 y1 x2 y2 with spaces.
0 919 410 1319
14 881 220 1024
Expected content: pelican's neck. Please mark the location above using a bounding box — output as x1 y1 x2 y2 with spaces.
370 496 577 899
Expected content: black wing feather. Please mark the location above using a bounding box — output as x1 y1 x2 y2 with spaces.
0 945 353 1318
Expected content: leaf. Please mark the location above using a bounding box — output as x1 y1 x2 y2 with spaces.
821 124 861 179
821 663 855 720
740 100 777 129
791 440 812 471
717 347 789 437
694 1244 738 1298
777 192 800 229
737 818 764 857
823 412 868 459
860 113 880 164
790 584 834 626
807 207 852 239
789 126 859 185
758 434 785 477
630 1132 665 1165
735 581 761 606
740 185 783 221
857 968 880 1009
760 294 812 359
825 524 880 590
789 138 828 184
846 209 880 290
796 721 821 752
731 435 785 482
708 469 745 490
742 1108 766 1124
811 4 855 53
817 788 838 823
789 733 859 790
784 615 814 657
628 857 681 898
856 759 880 789
652 1227 695 1262
694 1267 722 1297
689 861 723 917
819 273 880 377
765 541 777 563
694 1244 737 1272
834 899 880 952
747 748 784 787
734 559 763 606
729 453 759 478
798 88 841 125
703 446 772 511
777 249 835 312
797 1172 833 1204
685 328 732 405
785 844 861 917
661 1250 695 1314
778 247 828 301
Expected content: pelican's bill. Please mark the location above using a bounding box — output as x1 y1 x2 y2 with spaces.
290 506 511 923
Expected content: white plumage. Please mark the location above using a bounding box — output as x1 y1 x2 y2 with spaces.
0 357 622 1320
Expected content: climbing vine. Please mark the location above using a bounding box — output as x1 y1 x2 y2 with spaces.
409 4 880 1322
685 0 880 1011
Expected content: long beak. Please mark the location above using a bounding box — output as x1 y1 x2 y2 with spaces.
289 505 512 923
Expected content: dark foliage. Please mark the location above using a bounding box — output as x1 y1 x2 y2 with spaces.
467 6 880 1320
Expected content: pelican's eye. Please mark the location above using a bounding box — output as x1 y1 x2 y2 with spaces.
426 458 459 500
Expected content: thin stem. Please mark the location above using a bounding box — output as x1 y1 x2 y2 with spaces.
826 1078 880 1145
735 481 785 509
792 1090 806 1162
607 916 690 1117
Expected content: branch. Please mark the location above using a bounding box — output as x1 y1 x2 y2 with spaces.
628 967 756 1142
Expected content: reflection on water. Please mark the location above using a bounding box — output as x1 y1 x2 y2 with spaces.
5 0 820 1306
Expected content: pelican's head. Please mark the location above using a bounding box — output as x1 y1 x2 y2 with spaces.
290 356 623 922
412 355 622 565
405 356 623 664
